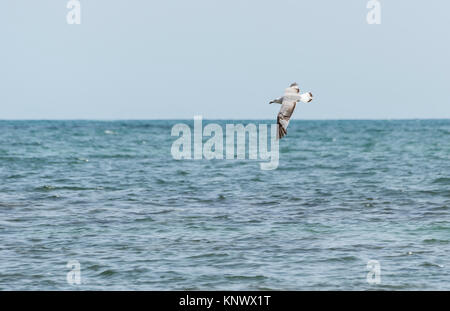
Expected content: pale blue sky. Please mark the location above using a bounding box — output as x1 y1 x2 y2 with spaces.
1 1 449 119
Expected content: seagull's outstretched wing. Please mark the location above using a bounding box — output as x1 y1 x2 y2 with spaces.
269 97 283 104
277 88 298 139
277 111 292 139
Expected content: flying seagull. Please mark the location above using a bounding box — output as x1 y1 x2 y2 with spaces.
269 82 313 139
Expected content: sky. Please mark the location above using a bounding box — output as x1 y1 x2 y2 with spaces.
1 0 449 120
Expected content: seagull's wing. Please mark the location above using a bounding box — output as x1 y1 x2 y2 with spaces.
277 110 292 140
277 88 298 139
269 97 283 104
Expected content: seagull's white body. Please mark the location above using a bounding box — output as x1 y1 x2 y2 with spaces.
270 85 313 139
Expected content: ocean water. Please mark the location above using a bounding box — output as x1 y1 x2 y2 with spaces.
0 119 449 290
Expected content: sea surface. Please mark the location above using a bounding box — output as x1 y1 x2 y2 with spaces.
0 120 449 290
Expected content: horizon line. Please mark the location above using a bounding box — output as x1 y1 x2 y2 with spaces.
0 118 449 121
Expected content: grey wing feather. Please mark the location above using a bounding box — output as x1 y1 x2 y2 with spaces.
269 97 283 104
277 113 289 139
277 101 296 140
275 86 303 139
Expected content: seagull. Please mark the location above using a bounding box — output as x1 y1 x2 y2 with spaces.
269 82 313 139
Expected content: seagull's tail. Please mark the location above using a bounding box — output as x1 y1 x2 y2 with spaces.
299 92 313 103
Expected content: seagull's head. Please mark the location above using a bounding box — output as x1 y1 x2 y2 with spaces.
290 82 300 93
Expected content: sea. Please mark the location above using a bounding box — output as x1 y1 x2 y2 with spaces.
0 119 449 290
